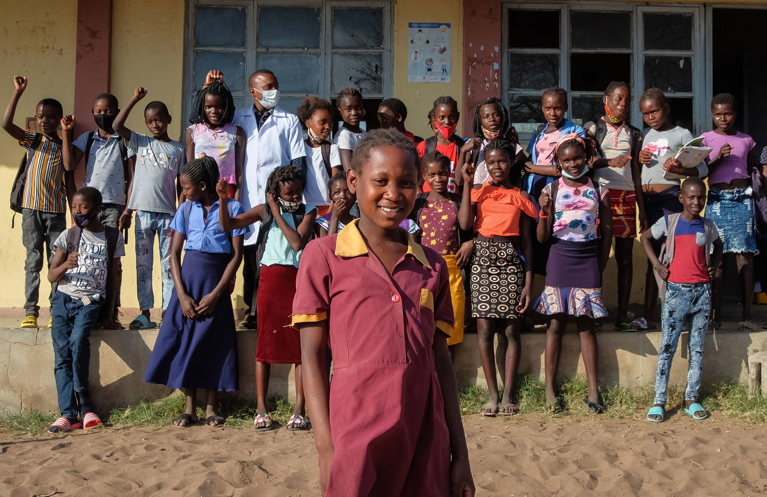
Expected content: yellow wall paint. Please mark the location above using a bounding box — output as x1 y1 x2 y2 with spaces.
393 0 463 138
0 1 78 310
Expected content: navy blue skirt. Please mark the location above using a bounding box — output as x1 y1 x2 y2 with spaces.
144 250 239 391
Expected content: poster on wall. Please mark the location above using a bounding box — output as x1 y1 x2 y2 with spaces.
408 23 451 83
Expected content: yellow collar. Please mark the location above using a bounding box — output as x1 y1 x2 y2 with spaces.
335 219 431 269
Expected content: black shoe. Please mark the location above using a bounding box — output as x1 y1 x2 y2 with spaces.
240 315 257 330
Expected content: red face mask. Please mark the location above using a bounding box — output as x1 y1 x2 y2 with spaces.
435 121 457 140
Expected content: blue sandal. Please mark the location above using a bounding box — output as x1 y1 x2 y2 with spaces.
684 403 710 420
646 405 665 423
129 314 157 330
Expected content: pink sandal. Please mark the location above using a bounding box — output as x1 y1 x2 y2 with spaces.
83 412 102 429
48 417 83 433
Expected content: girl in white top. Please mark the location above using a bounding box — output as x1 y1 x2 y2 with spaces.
297 96 342 215
335 88 366 171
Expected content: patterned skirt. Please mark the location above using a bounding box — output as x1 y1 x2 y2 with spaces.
706 187 758 254
535 286 608 318
470 239 525 319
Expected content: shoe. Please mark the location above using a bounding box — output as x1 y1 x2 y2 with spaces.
20 315 38 328
240 315 257 330
206 415 225 427
737 320 761 332
47 416 83 433
646 405 665 423
129 314 157 330
83 412 102 429
684 402 710 420
48 316 52 328
254 412 273 431
286 414 308 430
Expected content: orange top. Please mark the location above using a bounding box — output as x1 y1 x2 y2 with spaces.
470 184 538 237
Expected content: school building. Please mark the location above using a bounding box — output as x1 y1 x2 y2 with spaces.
1 0 765 312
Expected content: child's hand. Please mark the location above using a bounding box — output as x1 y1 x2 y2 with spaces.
63 252 79 270
663 157 685 175
717 144 731 161
455 240 474 268
608 155 631 169
450 458 476 497
266 192 280 215
60 115 75 132
462 137 482 153
195 291 219 316
119 210 132 231
133 87 148 101
179 293 199 319
330 197 346 219
13 75 27 93
318 446 334 495
538 191 551 217
461 162 475 184
638 148 653 165
654 263 670 281
205 70 224 85
707 264 716 280
216 178 229 200
506 126 519 144
517 286 530 313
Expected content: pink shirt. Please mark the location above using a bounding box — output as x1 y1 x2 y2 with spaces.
534 129 560 165
292 219 453 496
701 130 755 185
190 122 238 184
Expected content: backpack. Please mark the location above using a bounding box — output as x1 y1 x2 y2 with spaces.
83 131 131 200
541 177 602 238
423 133 464 156
9 134 42 225
586 118 642 160
65 225 120 322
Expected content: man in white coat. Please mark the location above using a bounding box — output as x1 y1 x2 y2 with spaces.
233 69 306 328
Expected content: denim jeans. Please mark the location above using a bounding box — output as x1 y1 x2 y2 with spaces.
51 291 103 419
654 281 711 406
22 208 66 317
134 210 173 311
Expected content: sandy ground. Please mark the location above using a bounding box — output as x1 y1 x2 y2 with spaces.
1 414 766 497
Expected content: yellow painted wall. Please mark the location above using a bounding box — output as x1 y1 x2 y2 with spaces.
393 0 463 139
0 1 78 310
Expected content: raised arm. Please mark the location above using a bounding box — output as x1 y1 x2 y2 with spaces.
112 87 147 141
185 125 196 163
216 178 262 231
267 193 317 252
455 138 481 189
59 115 76 172
536 189 552 244
234 126 246 202
458 162 476 231
2 75 27 141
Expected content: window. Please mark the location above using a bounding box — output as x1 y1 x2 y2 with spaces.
503 3 704 139
185 1 391 127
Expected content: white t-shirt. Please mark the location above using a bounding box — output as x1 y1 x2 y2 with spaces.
641 126 708 185
73 131 135 205
303 142 341 207
53 228 126 299
126 132 184 214
335 126 366 151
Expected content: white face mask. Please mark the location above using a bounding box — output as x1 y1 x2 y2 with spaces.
253 88 280 110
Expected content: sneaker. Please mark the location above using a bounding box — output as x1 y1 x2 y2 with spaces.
20 315 38 328
737 320 760 332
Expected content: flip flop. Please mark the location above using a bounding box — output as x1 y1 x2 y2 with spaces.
254 413 273 431
498 403 519 416
83 412 102 429
172 413 197 427
583 397 605 414
48 417 83 433
615 321 639 332
286 414 308 431
481 403 498 417
683 402 710 420
646 405 665 423
206 415 225 427
129 314 157 330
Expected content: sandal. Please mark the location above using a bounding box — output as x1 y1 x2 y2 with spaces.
254 412 273 431
83 412 102 429
684 402 710 420
48 417 82 433
583 397 605 414
206 415 225 427
21 315 38 328
286 414 308 431
498 403 519 416
129 314 157 330
172 413 197 427
615 321 639 332
646 405 665 423
481 402 498 417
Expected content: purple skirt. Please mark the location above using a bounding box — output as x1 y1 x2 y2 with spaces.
144 250 239 392
545 239 601 289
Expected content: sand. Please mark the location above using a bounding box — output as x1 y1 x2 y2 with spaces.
1 414 766 497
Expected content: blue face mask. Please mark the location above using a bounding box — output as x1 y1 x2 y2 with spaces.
73 212 95 229
560 165 589 180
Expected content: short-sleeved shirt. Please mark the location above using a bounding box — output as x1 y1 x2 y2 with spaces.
190 122 238 184
53 227 126 299
701 130 755 185
590 120 636 191
20 132 66 213
73 131 135 205
303 142 341 207
470 184 538 237
640 126 707 185
418 197 460 255
261 204 318 268
126 132 185 214
416 139 462 193
335 126 366 151
649 216 718 284
543 177 605 242
170 199 248 253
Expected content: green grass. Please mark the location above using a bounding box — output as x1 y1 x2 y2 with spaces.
3 380 767 434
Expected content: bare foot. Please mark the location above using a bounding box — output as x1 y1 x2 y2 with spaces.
481 402 498 417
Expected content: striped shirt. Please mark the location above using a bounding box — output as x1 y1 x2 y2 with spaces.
591 121 635 191
20 132 66 213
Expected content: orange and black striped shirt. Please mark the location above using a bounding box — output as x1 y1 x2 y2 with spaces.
20 132 66 214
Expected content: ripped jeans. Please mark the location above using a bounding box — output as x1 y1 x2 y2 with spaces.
134 210 173 311
654 281 711 406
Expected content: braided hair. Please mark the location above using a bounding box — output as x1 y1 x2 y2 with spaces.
265 165 305 199
182 156 220 194
484 138 524 184
379 98 408 121
336 87 363 108
190 80 235 126
472 97 509 138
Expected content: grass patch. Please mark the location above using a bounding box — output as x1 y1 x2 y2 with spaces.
0 410 57 434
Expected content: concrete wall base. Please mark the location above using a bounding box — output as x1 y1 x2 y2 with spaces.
1 328 765 415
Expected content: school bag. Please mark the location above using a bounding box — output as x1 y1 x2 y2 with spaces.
423 133 464 156
320 141 332 177
9 134 42 225
654 212 718 297
585 118 642 160
540 177 602 237
65 225 120 323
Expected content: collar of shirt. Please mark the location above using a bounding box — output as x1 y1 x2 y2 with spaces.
253 105 272 130
334 219 431 269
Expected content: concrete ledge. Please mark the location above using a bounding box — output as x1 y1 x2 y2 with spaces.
1 327 766 415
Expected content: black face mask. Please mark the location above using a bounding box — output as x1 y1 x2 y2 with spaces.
94 113 116 132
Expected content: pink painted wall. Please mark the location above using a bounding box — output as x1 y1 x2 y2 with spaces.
462 0 502 137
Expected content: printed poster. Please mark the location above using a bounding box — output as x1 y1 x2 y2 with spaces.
408 23 451 83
